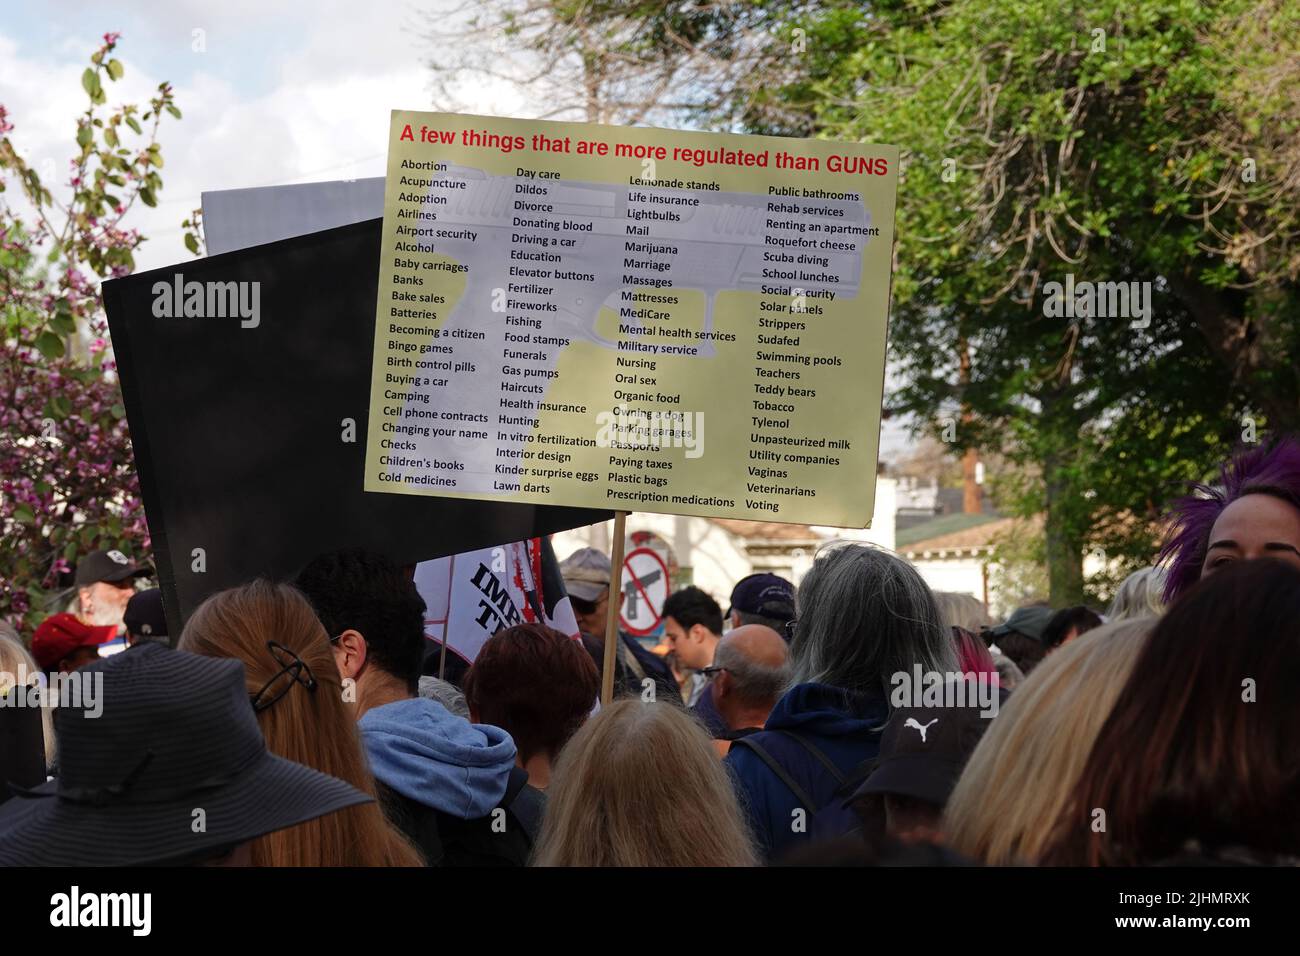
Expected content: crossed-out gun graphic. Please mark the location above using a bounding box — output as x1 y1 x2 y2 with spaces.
622 567 662 620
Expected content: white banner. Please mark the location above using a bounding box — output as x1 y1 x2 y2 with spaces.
414 538 579 664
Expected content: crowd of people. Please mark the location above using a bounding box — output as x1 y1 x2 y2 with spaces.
1 437 1299 867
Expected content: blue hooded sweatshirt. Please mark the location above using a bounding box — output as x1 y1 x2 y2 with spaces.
359 697 517 820
724 682 889 859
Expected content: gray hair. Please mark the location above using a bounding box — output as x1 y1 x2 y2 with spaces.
733 609 791 633
932 591 994 633
1107 567 1167 622
418 675 470 718
991 652 1025 691
713 637 790 709
789 543 957 695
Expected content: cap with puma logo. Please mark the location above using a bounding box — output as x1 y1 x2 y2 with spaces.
850 703 991 808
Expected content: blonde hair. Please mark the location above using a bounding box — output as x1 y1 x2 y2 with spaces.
533 699 757 866
942 618 1153 865
0 627 56 768
180 581 423 866
932 591 994 633
1107 567 1167 622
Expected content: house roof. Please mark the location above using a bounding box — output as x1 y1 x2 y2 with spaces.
895 512 1004 550
710 519 824 542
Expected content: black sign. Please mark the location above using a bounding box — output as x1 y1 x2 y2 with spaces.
103 218 609 637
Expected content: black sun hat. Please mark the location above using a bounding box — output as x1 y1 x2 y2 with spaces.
0 642 371 866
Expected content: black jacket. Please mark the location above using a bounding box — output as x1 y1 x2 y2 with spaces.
580 629 680 703
377 766 545 866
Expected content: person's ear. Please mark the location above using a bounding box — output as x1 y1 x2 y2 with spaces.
332 629 367 681
690 623 707 645
714 669 732 700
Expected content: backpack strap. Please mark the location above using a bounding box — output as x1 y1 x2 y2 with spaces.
501 765 530 809
772 730 847 786
836 756 881 800
731 736 817 811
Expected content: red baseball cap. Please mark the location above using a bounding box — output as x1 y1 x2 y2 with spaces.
31 613 118 670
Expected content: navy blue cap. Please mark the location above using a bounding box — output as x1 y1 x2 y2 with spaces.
123 588 168 642
727 573 795 621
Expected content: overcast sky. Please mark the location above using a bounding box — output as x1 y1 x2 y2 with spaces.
0 0 532 267
2 0 914 459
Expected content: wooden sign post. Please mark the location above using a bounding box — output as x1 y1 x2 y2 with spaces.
600 510 629 705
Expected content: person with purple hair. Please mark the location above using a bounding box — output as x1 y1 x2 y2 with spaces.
1158 436 1300 603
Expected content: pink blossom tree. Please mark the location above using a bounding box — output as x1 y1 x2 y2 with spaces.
1 35 185 633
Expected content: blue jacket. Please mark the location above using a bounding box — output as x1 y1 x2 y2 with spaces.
724 682 889 859
359 696 516 819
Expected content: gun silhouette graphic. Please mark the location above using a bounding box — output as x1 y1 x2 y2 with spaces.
622 567 662 619
382 164 875 493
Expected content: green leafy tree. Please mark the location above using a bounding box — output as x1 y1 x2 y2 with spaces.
723 0 1297 601
423 0 797 125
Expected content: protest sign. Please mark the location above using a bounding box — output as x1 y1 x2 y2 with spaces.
414 536 580 666
202 182 591 661
620 546 669 636
201 178 385 254
365 111 899 528
102 219 610 636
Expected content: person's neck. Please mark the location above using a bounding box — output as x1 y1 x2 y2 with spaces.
519 752 552 790
702 634 719 666
727 706 771 732
355 668 413 720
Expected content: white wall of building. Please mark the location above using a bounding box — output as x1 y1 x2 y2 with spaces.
909 554 987 604
552 513 751 601
814 476 896 552
553 477 897 598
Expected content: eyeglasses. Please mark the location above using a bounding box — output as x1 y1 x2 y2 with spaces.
249 641 318 712
701 665 727 679
784 618 799 641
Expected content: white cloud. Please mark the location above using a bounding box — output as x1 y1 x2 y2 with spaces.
2 4 540 271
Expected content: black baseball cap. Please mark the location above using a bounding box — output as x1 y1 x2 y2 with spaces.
851 703 990 808
985 605 1054 644
123 588 168 643
726 573 795 621
74 549 153 587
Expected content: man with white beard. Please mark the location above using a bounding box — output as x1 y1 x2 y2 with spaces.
72 549 153 656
